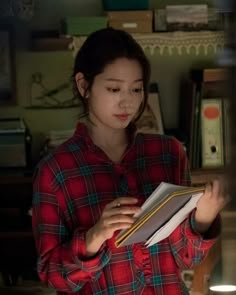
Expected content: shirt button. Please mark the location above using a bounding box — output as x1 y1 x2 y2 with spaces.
146 277 151 284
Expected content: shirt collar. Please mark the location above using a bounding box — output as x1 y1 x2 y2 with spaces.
73 121 139 148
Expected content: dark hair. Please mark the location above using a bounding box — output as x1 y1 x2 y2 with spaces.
72 27 151 121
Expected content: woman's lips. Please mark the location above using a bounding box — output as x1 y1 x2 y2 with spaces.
114 114 130 120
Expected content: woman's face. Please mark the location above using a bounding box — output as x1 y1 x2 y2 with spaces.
87 57 144 131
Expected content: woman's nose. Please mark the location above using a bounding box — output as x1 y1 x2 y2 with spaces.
119 90 134 106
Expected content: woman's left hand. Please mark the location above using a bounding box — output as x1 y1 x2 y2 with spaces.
194 178 230 234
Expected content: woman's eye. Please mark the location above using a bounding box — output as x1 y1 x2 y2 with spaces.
133 88 143 93
107 87 120 93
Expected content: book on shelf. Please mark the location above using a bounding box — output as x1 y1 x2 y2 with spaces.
115 182 205 248
179 76 201 169
222 98 231 165
201 98 224 167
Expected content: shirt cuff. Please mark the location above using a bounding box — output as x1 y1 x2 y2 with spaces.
72 230 111 273
185 210 221 247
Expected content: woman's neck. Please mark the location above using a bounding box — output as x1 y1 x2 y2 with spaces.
87 122 128 149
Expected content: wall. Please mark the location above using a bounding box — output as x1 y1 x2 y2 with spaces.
0 0 218 162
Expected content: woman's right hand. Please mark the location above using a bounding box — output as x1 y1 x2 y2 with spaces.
85 197 141 256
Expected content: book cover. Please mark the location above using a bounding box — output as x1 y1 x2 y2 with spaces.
115 182 204 248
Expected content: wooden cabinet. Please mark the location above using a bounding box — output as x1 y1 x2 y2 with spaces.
0 175 37 285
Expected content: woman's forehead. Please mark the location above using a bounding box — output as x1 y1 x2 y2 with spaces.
98 58 143 81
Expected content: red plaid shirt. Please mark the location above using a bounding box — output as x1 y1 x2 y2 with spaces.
32 123 219 295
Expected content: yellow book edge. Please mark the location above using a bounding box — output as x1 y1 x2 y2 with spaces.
115 186 205 248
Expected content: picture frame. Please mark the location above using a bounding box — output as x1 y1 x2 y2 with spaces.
0 24 16 105
136 83 164 134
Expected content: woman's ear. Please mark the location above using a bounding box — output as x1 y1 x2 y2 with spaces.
75 72 89 98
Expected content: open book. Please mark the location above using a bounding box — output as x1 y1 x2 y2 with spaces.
115 182 205 248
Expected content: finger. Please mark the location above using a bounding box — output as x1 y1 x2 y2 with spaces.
113 206 141 216
103 205 141 219
211 179 221 197
106 197 138 210
108 222 134 231
104 215 136 226
205 182 212 195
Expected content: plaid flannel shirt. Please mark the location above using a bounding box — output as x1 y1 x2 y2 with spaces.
32 123 220 295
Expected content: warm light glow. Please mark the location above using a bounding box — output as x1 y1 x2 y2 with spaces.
210 285 236 292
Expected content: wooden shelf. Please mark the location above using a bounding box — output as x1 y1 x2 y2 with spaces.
31 36 73 51
191 168 224 185
30 31 225 55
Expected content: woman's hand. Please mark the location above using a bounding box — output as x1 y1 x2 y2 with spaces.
194 178 230 234
86 197 141 256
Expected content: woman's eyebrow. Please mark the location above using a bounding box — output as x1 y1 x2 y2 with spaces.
105 78 143 82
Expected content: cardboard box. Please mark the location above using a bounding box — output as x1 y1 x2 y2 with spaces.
107 10 153 33
0 118 31 168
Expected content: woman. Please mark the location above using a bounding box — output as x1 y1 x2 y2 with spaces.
32 28 227 295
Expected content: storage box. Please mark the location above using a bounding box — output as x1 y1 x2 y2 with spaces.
166 5 208 31
61 17 108 36
103 0 149 11
154 7 223 32
107 11 153 33
0 118 31 168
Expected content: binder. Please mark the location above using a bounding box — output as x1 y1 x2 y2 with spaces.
222 98 231 165
201 98 224 167
115 182 204 248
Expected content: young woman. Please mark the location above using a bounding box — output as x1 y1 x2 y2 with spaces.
32 28 227 295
